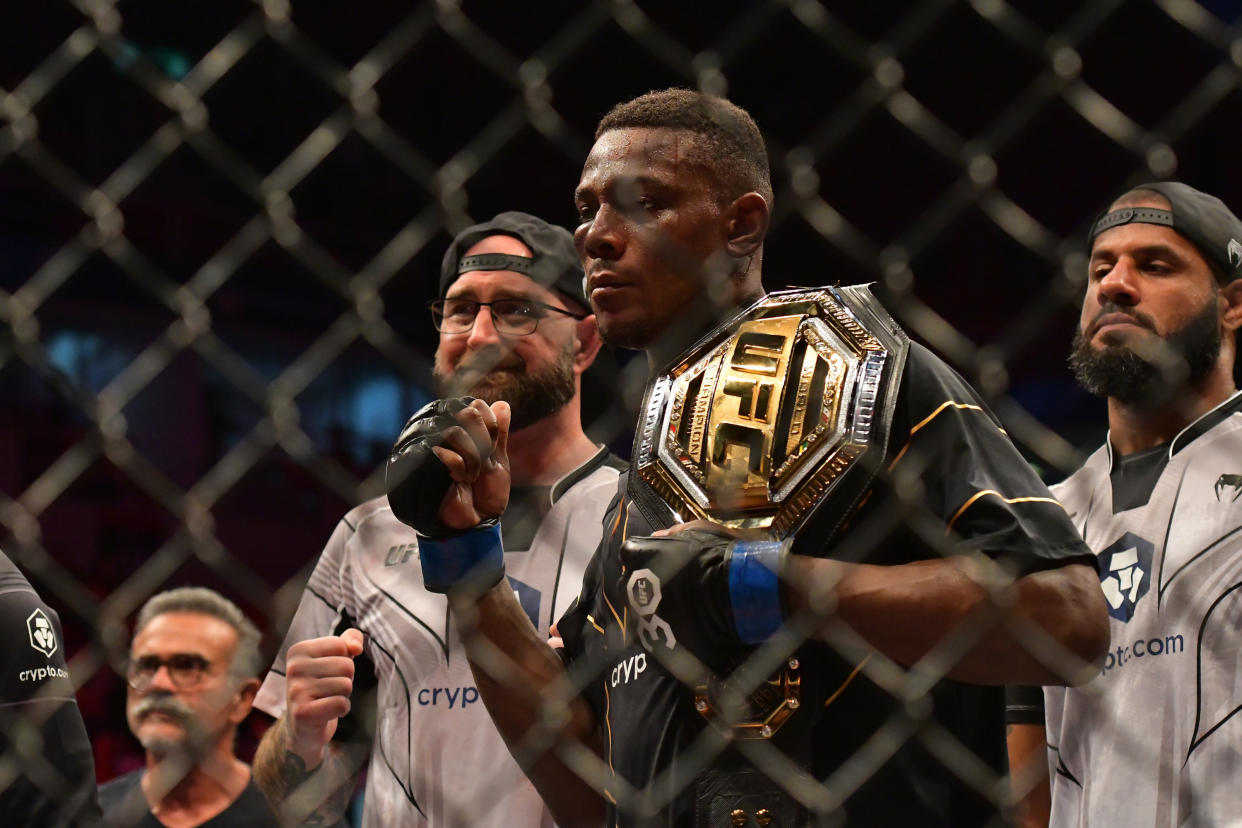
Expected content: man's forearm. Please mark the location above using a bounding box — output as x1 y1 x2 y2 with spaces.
1007 722 1052 828
788 556 1109 685
253 715 365 826
455 582 605 828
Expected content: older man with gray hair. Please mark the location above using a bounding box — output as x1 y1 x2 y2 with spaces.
98 587 279 827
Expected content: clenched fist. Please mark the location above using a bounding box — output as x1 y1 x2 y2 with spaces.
283 628 365 767
387 398 512 537
387 398 513 594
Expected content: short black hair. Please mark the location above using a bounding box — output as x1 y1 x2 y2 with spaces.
596 88 773 207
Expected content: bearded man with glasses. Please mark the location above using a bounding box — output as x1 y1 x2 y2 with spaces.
253 212 624 826
99 586 281 827
428 275 588 434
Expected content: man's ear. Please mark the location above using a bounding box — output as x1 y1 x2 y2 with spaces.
724 192 770 259
1222 280 1242 334
572 314 602 375
229 677 261 724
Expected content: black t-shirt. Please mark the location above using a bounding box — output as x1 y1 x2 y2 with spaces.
98 770 279 827
558 343 1096 827
0 549 101 827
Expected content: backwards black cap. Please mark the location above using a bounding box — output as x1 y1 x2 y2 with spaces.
438 211 586 310
1088 181 1242 282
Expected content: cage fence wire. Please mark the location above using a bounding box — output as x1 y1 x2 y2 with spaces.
1 0 1241 823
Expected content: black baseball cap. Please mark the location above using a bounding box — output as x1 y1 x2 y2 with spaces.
1088 181 1242 282
438 211 587 310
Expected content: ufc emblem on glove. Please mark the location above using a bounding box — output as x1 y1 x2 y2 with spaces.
627 569 677 650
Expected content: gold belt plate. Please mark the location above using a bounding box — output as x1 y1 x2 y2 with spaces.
634 288 894 539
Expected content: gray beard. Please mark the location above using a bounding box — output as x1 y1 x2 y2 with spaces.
434 343 576 430
142 735 192 757
1069 298 1221 404
129 694 211 759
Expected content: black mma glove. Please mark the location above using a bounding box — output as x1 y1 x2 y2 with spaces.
619 528 791 670
386 397 504 594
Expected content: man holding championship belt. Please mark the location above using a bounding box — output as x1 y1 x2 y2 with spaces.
386 90 1110 826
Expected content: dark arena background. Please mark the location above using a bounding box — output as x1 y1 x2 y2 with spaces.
2 0 1241 821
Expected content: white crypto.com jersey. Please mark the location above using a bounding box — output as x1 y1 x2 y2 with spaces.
256 447 622 827
1044 393 1242 828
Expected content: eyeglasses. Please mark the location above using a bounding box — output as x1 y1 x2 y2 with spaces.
428 298 586 336
127 654 212 692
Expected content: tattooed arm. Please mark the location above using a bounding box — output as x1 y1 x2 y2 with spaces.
253 713 368 825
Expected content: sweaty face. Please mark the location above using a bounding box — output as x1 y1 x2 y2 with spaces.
432 235 584 429
125 612 247 758
574 128 733 350
1070 205 1223 403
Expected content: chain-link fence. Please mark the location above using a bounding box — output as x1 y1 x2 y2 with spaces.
2 0 1241 824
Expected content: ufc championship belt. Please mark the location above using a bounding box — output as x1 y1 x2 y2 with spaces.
627 285 909 741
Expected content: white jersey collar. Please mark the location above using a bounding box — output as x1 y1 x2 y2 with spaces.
1105 388 1242 470
549 444 614 505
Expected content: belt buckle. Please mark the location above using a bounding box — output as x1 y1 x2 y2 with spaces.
693 657 802 739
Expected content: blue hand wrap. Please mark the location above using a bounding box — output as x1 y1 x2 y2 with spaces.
728 540 786 644
417 523 504 594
